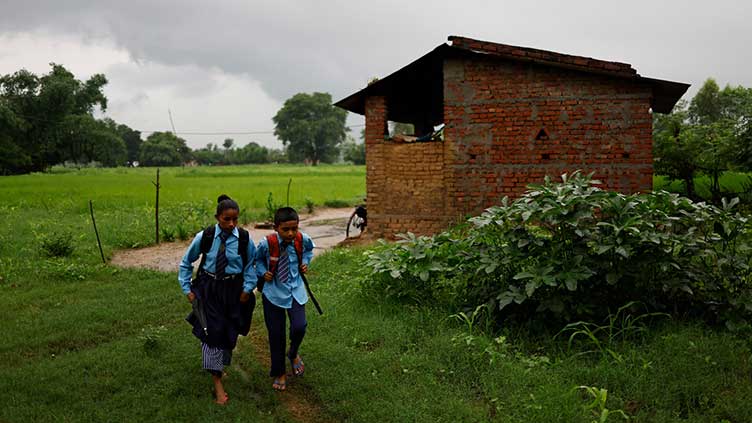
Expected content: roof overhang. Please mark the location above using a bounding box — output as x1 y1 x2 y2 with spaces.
334 36 689 119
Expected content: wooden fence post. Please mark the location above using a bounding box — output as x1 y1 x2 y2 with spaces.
153 168 160 244
89 200 106 264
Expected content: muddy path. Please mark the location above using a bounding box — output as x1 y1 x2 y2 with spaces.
110 208 354 272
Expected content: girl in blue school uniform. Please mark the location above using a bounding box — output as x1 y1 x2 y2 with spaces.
255 207 315 391
178 194 257 404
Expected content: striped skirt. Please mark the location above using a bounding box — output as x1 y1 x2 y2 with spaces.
202 342 232 374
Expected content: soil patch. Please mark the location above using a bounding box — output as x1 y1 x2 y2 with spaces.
110 208 354 272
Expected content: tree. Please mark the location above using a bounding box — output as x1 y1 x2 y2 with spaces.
193 144 222 165
61 114 126 166
223 138 234 151
268 148 288 164
273 92 348 165
0 64 108 173
688 79 722 125
0 101 30 174
341 136 365 164
654 79 752 202
139 132 191 166
236 141 269 164
653 101 700 198
103 118 142 163
91 129 127 167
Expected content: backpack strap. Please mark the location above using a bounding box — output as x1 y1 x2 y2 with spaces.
293 231 304 269
197 225 216 275
199 225 249 273
237 227 249 269
266 233 280 275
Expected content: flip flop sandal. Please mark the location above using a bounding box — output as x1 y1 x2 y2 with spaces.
290 356 305 376
273 377 287 391
214 392 229 405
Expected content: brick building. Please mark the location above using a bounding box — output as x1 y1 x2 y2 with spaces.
335 36 689 238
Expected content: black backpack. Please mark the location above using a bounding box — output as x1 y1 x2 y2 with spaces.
196 225 250 276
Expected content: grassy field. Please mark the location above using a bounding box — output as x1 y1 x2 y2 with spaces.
0 164 365 256
2 166 752 422
654 171 752 199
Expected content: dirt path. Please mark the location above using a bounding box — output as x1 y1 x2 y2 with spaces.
110 207 353 272
245 324 327 422
111 208 352 422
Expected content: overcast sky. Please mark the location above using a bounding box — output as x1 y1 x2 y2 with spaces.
0 0 750 149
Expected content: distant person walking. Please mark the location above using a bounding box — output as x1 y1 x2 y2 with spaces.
255 207 315 391
178 194 257 404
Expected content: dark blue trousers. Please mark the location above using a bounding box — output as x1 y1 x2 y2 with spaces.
262 294 307 377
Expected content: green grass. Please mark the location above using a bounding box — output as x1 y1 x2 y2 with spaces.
654 171 752 199
0 164 364 258
2 166 752 421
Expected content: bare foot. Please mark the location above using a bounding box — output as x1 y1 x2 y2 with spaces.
212 373 229 404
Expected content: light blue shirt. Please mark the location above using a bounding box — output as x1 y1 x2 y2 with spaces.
178 225 258 294
255 232 315 309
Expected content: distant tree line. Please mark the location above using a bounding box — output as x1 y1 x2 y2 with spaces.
0 65 365 174
0 64 122 173
654 78 752 203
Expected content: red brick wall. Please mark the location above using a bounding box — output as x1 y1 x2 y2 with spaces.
363 56 654 239
443 56 654 218
364 96 450 239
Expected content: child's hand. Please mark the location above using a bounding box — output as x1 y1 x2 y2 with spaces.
264 271 273 281
239 291 251 303
300 264 308 274
187 292 196 303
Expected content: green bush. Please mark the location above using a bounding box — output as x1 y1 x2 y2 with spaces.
160 227 175 242
305 197 315 214
39 232 75 257
175 223 190 241
365 172 752 329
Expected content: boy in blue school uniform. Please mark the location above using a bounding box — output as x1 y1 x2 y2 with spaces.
255 207 315 391
178 195 257 404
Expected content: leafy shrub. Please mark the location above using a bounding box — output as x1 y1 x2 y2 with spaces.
305 197 315 214
175 223 190 241
40 232 75 257
160 227 175 242
365 172 752 328
365 232 471 307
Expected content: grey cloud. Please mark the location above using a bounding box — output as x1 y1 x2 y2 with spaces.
1 0 752 103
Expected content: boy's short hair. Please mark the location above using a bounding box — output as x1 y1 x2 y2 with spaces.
274 207 299 225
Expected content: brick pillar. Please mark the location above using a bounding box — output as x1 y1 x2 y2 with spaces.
365 96 387 237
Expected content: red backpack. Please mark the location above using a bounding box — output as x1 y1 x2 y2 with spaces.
266 232 304 276
261 231 323 315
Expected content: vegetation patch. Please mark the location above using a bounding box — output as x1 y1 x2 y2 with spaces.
366 172 752 329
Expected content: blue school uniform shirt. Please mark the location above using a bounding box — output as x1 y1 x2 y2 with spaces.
178 225 258 294
255 232 315 309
